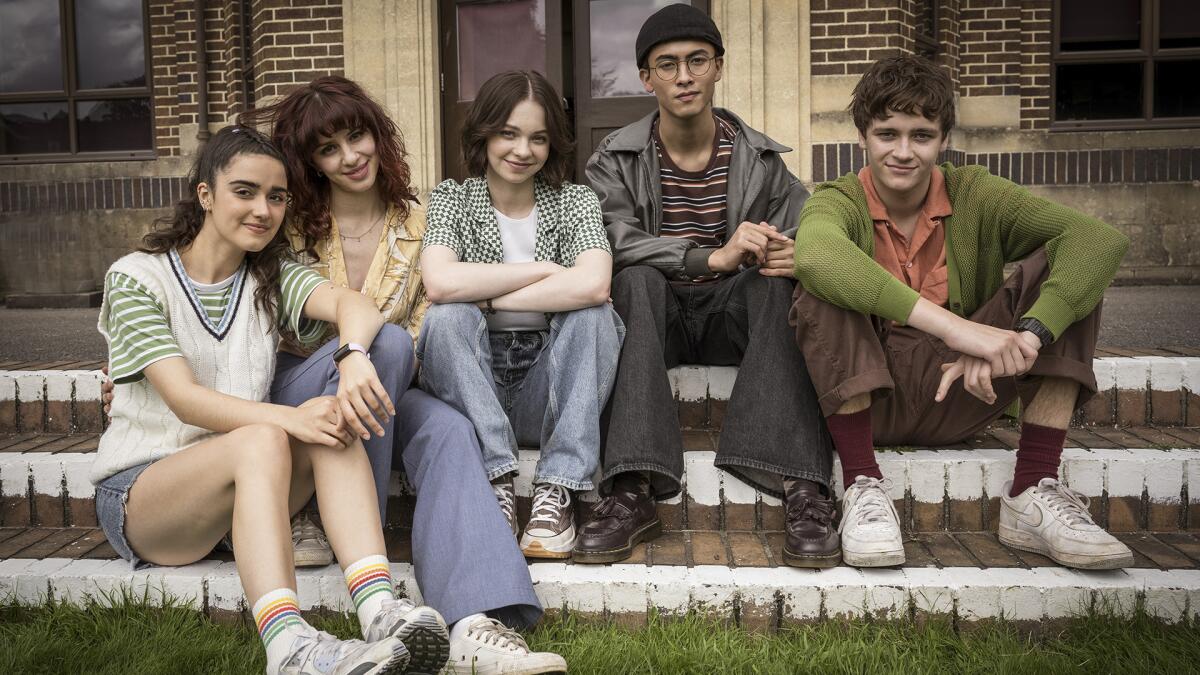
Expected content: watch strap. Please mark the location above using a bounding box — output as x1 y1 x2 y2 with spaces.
333 342 369 363
1015 317 1053 348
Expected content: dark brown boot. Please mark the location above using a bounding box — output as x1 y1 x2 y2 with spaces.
572 472 661 564
782 478 841 568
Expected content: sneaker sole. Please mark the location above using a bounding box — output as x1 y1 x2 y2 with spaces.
998 524 1135 570
782 547 841 569
842 547 906 567
521 525 577 559
571 519 662 564
390 607 450 675
443 653 568 675
360 638 412 675
293 550 334 568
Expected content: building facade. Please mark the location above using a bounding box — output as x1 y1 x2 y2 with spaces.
1 0 1197 301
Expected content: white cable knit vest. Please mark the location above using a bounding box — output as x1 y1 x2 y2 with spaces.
91 251 278 484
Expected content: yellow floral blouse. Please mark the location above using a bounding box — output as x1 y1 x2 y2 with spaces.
282 203 430 354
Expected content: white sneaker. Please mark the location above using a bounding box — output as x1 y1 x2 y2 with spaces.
520 484 575 559
839 475 905 567
493 480 518 539
291 513 334 568
363 597 449 674
276 623 408 675
443 616 566 675
999 478 1134 570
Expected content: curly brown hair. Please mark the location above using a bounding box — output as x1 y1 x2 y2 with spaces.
849 55 956 136
461 70 573 189
238 76 418 255
140 125 288 318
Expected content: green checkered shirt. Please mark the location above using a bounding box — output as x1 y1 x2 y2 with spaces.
423 177 611 266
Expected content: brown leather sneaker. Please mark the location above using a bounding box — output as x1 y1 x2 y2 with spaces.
782 478 841 568
571 472 661 564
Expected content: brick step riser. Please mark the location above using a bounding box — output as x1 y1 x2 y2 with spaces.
2 557 1197 627
4 447 1199 533
3 358 1199 434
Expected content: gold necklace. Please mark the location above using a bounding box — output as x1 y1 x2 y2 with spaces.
338 209 386 243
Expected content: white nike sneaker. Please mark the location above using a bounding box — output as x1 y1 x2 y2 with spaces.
839 475 905 567
443 616 566 675
275 623 409 675
363 597 449 674
999 478 1134 570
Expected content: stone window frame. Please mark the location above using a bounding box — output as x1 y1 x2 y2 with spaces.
1050 0 1200 131
0 0 155 164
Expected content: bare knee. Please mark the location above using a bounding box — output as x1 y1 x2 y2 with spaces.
230 424 292 481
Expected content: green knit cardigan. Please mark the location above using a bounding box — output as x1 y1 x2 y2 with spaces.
793 164 1129 340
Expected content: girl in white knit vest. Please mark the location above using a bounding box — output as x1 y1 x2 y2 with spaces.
92 126 448 675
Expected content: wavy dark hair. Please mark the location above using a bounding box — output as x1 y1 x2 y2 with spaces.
849 55 956 136
238 76 418 255
140 125 289 318
461 70 573 189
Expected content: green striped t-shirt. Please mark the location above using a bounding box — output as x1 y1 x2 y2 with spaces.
105 257 328 383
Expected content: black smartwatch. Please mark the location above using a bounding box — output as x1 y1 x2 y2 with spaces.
332 342 369 364
1015 317 1053 349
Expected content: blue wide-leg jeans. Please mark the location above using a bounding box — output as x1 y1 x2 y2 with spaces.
270 323 541 628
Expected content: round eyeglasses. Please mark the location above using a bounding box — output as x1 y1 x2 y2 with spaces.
650 55 714 81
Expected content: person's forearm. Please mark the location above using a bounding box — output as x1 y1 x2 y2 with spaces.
424 261 554 303
160 378 292 433
335 291 387 348
905 296 963 340
490 266 609 312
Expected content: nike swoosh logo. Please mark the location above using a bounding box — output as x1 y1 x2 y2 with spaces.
1012 501 1043 528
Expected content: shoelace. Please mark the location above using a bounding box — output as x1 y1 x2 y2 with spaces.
492 483 516 521
787 496 835 527
291 514 326 545
528 484 570 526
467 617 529 653
838 478 896 533
378 597 415 618
287 628 348 670
1035 480 1095 527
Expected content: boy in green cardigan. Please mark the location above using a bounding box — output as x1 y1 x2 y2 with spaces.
791 55 1133 570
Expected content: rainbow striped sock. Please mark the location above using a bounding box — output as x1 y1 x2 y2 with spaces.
344 555 395 630
252 587 306 668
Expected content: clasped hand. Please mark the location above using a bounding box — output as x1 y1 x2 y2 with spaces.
708 221 795 277
935 321 1041 405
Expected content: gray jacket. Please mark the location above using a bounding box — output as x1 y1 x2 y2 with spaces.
584 107 808 280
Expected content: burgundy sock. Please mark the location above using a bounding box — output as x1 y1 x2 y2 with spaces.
827 408 881 489
1009 423 1067 497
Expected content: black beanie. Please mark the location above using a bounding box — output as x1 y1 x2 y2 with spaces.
635 4 724 68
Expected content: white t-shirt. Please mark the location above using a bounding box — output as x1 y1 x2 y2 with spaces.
489 205 550 332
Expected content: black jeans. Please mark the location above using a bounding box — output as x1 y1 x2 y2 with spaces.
600 265 833 499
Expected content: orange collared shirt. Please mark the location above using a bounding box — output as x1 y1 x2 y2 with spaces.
860 166 953 307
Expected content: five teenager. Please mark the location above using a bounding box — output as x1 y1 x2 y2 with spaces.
91 4 1133 673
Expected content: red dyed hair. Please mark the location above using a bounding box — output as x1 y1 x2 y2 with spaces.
238 76 418 253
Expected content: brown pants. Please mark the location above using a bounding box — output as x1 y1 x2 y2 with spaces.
788 250 1101 446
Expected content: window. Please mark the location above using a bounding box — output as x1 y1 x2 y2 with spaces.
1052 0 1200 129
0 0 153 162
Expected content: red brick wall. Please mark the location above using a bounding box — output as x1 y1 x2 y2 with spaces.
958 0 1022 98
250 0 344 101
810 0 912 76
1019 0 1052 130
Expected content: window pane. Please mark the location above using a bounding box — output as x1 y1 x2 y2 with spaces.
1155 60 1200 118
590 0 683 98
0 102 70 154
1160 0 1200 49
1059 0 1140 51
0 0 64 93
77 99 153 152
1055 62 1143 120
457 0 546 102
75 0 147 89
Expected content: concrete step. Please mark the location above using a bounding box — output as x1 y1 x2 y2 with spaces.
1 551 1197 627
3 433 1199 532
2 353 1199 434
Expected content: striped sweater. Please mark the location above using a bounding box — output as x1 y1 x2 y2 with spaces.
793 163 1129 340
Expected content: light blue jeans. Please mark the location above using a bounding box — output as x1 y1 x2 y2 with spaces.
417 303 625 491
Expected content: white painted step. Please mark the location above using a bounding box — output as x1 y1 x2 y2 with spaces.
5 446 1199 510
2 557 1197 624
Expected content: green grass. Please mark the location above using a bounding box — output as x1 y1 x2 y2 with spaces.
2 599 1199 674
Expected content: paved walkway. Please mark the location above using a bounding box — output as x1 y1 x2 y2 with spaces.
1 285 1197 362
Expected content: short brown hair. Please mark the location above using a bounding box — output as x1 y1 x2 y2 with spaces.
461 71 573 189
849 55 955 136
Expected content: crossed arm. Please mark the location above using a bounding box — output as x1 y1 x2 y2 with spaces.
140 282 394 447
421 246 613 311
